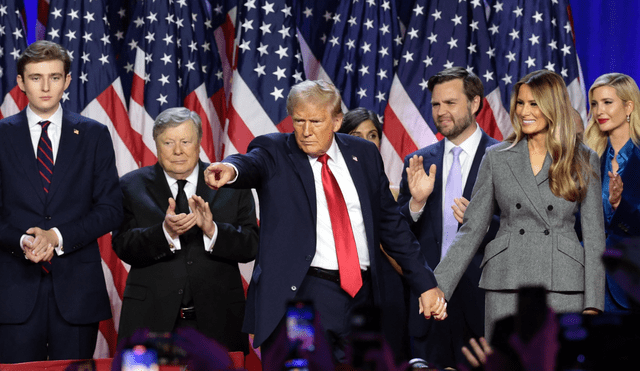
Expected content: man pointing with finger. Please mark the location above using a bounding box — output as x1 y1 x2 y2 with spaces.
112 107 259 354
205 80 447 363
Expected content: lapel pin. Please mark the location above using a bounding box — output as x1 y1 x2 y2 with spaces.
73 129 79 135
352 155 358 162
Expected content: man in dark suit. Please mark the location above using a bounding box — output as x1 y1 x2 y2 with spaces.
112 107 258 354
398 67 499 368
0 41 122 363
204 80 447 363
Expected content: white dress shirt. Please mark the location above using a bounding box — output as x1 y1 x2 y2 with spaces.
161 163 219 252
309 137 370 270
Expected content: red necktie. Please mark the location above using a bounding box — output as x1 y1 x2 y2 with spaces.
318 154 362 297
37 120 55 195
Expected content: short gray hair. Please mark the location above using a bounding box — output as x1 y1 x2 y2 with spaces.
286 80 342 117
152 107 202 142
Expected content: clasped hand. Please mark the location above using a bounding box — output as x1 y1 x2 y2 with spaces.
164 195 216 239
418 287 448 320
22 227 58 263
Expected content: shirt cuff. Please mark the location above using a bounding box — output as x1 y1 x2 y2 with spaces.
225 163 239 184
52 228 64 255
162 221 181 252
409 197 425 222
19 234 30 259
203 222 219 252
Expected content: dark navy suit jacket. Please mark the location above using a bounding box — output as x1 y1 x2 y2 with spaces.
0 109 122 326
223 132 437 347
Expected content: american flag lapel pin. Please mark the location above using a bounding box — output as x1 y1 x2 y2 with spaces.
74 129 79 135
352 155 358 162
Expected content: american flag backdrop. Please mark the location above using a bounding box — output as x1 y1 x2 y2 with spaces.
0 0 29 119
5 0 587 362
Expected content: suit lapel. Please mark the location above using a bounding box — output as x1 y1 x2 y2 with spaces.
146 163 174 212
8 112 45 204
506 139 550 225
463 131 490 198
47 115 80 200
286 134 317 219
427 142 445 260
196 160 217 206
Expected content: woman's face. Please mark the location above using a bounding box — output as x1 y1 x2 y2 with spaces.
590 86 632 136
349 119 380 149
515 84 549 137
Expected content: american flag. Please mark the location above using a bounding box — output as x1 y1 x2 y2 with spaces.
382 0 507 186
121 0 227 166
488 0 586 120
0 0 29 119
320 0 401 115
224 0 305 156
294 0 340 80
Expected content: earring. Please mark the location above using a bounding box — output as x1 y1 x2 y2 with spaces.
627 115 631 123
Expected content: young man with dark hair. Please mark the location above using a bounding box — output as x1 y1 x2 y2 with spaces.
0 40 123 363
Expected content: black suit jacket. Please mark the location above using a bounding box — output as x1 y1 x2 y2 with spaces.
112 161 259 353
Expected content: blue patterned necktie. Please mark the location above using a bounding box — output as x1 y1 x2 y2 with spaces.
37 120 55 195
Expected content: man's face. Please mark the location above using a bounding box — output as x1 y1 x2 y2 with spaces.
431 79 478 141
292 101 342 157
156 121 201 180
17 60 71 119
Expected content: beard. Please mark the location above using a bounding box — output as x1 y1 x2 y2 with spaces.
435 105 475 140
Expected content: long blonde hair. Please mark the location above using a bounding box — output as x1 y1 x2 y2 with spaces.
585 73 640 156
508 70 592 202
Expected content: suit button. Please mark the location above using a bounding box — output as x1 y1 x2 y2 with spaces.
544 230 549 235
187 261 193 265
45 216 52 220
519 229 525 235
547 205 553 211
305 255 312 261
516 203 521 209
178 289 184 295
291 286 297 291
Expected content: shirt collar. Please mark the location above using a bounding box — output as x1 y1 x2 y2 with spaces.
443 123 482 156
27 104 63 129
309 134 340 164
163 162 200 188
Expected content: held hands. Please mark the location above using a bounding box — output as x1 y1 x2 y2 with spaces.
407 155 437 212
188 195 216 238
608 171 623 209
23 228 57 263
452 196 470 224
418 287 448 320
204 163 236 190
164 198 197 239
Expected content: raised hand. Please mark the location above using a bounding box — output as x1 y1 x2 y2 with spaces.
188 195 216 238
205 163 236 190
406 155 436 212
608 171 623 209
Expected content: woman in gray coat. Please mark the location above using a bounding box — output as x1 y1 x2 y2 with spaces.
434 70 606 339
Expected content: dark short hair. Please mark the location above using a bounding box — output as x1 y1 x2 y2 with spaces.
338 107 382 137
18 41 71 77
427 67 484 115
152 107 203 142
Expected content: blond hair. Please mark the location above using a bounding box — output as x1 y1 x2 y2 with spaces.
508 70 593 202
286 80 342 118
585 73 640 156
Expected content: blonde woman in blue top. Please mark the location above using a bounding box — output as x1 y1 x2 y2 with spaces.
585 73 640 313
